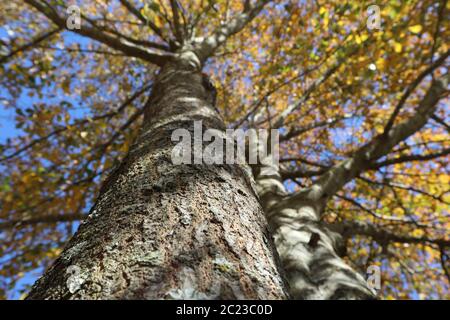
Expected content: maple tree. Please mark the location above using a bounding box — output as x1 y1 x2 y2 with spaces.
0 0 449 299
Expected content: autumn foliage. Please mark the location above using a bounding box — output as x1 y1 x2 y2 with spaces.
0 0 449 299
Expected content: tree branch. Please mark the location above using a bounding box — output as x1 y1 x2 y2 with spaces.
439 246 450 283
0 213 85 231
170 0 184 42
369 147 450 169
357 176 449 204
0 83 152 162
334 193 426 225
431 114 450 133
0 27 61 64
280 115 353 141
271 54 348 129
195 0 271 61
281 167 327 180
118 0 167 42
280 72 448 209
24 0 172 66
382 49 450 135
327 220 450 248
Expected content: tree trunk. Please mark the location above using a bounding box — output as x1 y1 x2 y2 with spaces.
253 148 375 299
26 55 288 300
257 74 448 299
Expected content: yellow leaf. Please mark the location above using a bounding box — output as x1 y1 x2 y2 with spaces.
408 25 423 34
412 229 425 237
324 14 329 28
376 58 386 70
354 34 369 44
393 42 402 53
439 175 449 185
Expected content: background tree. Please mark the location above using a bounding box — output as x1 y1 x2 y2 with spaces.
0 0 448 299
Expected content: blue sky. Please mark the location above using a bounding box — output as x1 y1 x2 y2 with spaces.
1 4 448 299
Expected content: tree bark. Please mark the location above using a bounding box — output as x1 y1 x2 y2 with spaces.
250 136 375 299
26 55 288 299
252 73 448 299
255 165 375 299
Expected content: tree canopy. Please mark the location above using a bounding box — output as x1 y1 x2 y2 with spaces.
0 0 449 299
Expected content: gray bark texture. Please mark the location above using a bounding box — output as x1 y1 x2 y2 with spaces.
255 168 376 299
26 56 288 299
248 101 376 299
252 73 448 299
